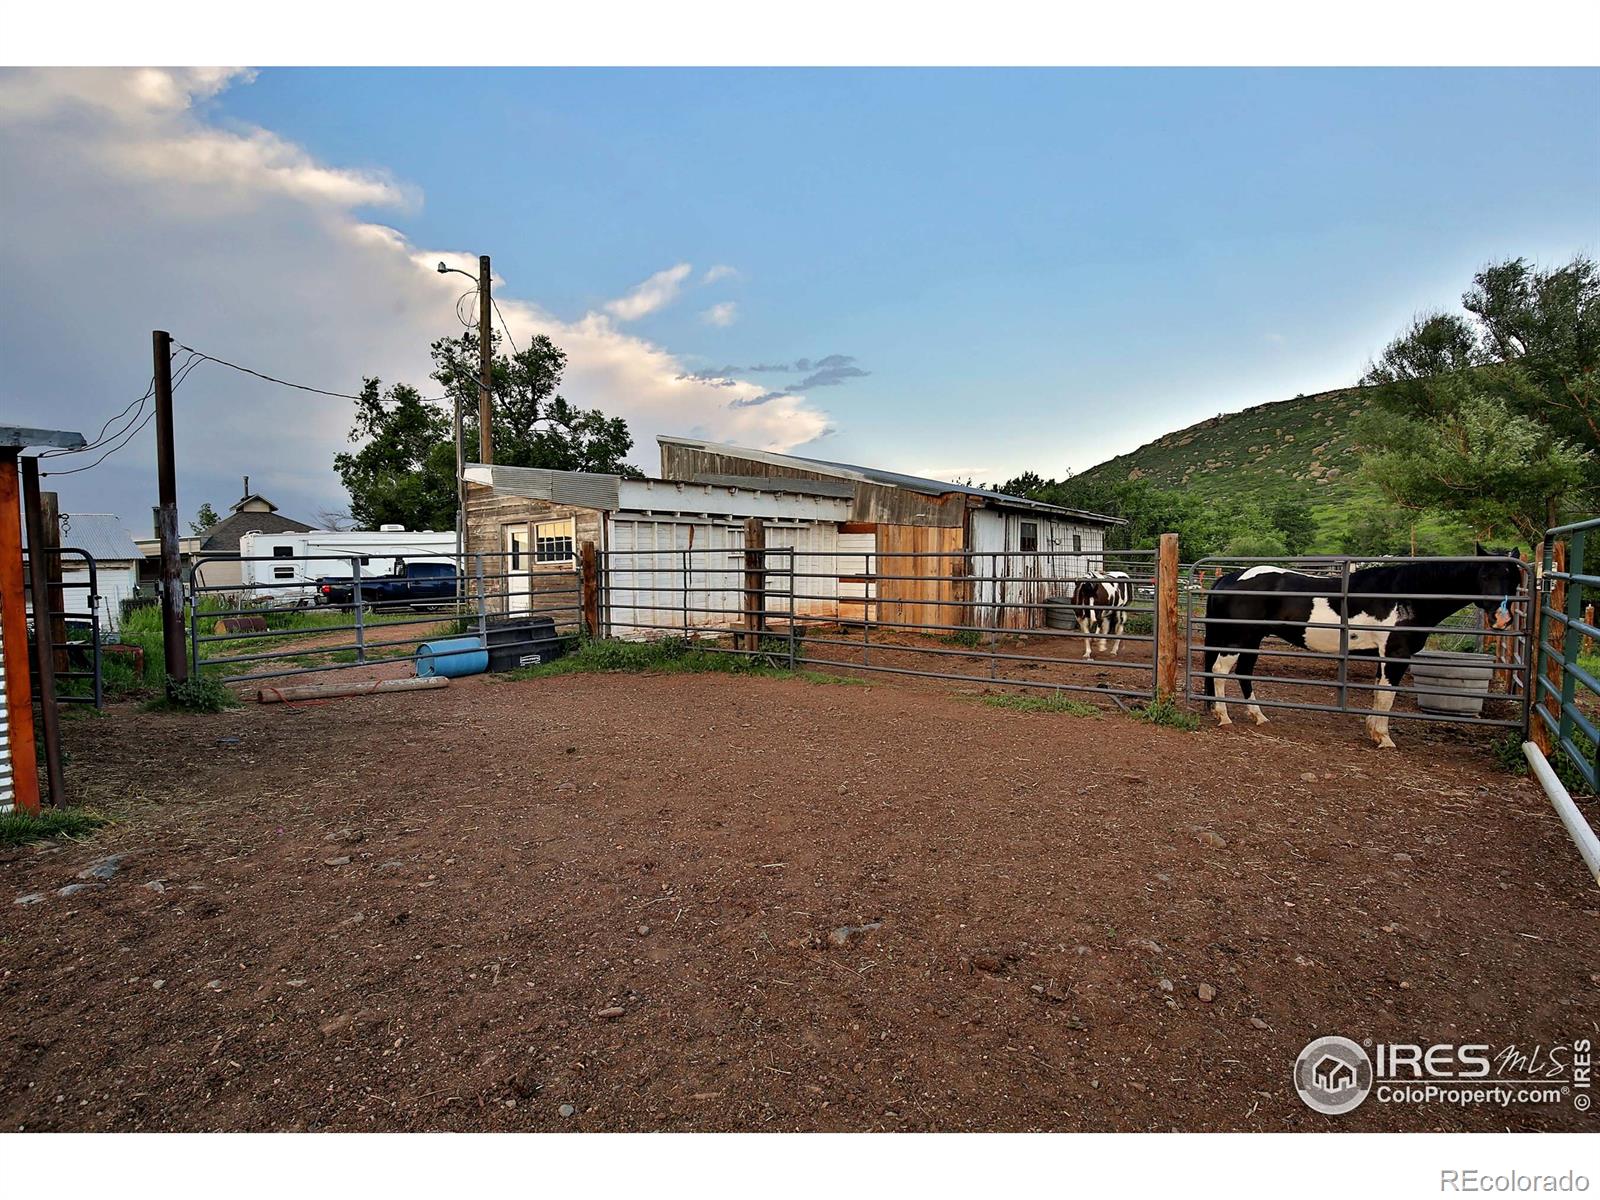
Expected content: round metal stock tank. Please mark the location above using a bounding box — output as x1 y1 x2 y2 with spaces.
1044 596 1079 630
415 636 488 679
1409 649 1495 716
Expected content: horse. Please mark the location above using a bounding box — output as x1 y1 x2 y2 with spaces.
1071 570 1132 659
1200 545 1524 748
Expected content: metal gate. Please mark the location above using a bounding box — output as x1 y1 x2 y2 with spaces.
599 545 1163 702
23 545 104 708
188 550 582 684
1183 554 1534 735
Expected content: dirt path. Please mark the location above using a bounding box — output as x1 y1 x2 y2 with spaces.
1 671 1595 1131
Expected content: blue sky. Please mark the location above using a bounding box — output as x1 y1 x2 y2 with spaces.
1 68 1596 527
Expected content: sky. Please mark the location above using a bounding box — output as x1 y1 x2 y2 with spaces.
1 67 1596 534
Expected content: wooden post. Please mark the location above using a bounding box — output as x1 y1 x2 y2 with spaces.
153 330 188 687
0 452 40 815
1155 531 1182 699
21 457 64 806
39 490 66 673
579 540 600 639
743 517 765 652
477 254 494 465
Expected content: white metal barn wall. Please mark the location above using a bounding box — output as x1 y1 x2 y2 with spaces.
969 510 1106 629
57 563 136 634
604 517 843 637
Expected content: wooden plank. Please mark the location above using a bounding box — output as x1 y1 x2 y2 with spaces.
0 455 39 815
580 540 600 637
743 517 765 651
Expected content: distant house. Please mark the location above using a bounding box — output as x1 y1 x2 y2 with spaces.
23 512 143 634
136 487 316 592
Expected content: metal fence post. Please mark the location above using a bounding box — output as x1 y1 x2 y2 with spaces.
1557 528 1586 757
474 553 487 643
351 555 366 664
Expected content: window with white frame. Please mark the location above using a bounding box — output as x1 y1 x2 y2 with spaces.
534 518 576 566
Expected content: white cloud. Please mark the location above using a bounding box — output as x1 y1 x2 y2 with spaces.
603 262 693 321
0 69 828 527
702 264 738 284
700 301 738 327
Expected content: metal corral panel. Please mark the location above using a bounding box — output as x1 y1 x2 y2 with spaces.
605 517 843 637
970 509 1105 629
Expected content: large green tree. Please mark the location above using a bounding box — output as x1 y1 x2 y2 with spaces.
1356 254 1597 545
335 331 641 531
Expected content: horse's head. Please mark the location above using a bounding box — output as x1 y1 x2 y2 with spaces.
1473 543 1524 629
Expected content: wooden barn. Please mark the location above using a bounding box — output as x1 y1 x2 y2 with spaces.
656 436 1124 629
464 438 1122 635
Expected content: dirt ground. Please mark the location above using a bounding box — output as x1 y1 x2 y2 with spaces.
2 665 1597 1132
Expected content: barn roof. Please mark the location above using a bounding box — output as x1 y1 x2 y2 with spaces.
49 513 141 562
657 436 1125 525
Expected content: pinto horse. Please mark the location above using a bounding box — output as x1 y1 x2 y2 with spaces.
1200 546 1523 748
1071 570 1132 659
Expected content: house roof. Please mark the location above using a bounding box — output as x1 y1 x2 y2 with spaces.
658 435 1125 524
198 509 317 553
27 513 142 562
231 493 278 513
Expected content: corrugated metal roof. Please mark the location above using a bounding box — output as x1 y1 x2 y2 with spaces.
53 513 142 562
464 463 622 511
657 436 1126 525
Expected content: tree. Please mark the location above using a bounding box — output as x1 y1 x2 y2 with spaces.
1268 497 1317 555
1358 254 1598 541
190 502 220 535
335 330 641 531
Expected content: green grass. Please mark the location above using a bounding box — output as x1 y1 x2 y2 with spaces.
495 636 879 687
981 692 1100 717
940 628 983 648
1132 694 1204 731
0 807 109 847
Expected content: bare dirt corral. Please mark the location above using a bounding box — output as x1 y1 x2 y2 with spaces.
2 669 1596 1132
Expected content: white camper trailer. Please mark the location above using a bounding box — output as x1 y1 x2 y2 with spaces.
236 527 456 605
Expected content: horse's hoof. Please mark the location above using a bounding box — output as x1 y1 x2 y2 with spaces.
1376 736 1395 750
1215 714 1232 727
1251 710 1270 726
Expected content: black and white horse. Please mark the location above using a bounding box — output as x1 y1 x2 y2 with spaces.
1072 570 1132 659
1201 546 1523 748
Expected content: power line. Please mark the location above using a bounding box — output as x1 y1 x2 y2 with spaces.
491 296 521 358
40 352 204 478
172 343 452 404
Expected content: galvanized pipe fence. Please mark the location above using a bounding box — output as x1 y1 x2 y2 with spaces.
1183 554 1535 732
187 551 581 684
21 546 104 708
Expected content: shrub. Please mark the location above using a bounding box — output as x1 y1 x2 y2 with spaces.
148 673 240 713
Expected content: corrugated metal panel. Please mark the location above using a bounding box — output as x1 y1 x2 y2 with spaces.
22 512 142 562
836 530 876 615
467 464 620 512
618 478 850 522
0 581 11 812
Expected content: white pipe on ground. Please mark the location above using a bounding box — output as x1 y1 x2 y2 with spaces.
1524 741 1600 887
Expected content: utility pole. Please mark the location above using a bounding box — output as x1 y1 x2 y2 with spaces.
153 330 188 687
477 254 494 465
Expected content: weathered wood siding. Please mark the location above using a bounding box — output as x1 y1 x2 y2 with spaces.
874 523 966 630
970 509 1108 629
464 482 596 628
659 444 965 528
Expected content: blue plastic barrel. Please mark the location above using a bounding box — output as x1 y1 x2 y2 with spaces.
415 636 489 678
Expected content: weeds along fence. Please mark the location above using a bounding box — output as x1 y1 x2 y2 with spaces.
187 552 581 684
596 545 1166 702
1182 555 1534 733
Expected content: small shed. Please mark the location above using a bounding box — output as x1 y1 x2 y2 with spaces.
27 513 143 633
462 465 850 636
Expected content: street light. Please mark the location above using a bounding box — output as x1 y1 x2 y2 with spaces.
437 256 495 578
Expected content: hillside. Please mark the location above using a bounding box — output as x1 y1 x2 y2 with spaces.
1074 384 1474 553
1077 384 1372 511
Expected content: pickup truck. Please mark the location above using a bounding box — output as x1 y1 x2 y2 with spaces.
315 561 460 610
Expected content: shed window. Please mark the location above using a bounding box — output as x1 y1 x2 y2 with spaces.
1073 533 1082 553
534 518 576 565
1019 521 1039 553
